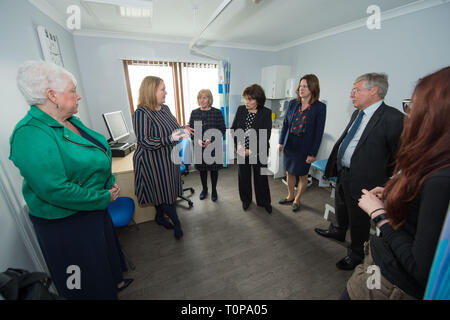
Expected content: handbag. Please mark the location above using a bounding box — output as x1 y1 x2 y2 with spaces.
0 268 63 300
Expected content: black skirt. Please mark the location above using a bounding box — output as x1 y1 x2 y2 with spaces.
29 209 127 300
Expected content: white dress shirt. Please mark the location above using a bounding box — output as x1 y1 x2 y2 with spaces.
340 100 383 168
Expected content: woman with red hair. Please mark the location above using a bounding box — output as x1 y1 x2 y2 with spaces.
342 66 450 300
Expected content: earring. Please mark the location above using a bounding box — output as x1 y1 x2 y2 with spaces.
56 104 59 109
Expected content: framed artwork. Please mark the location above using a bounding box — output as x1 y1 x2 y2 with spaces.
36 25 64 66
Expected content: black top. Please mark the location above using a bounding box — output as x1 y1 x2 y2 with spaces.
72 123 106 152
370 166 450 298
188 107 226 142
188 107 226 171
290 102 311 136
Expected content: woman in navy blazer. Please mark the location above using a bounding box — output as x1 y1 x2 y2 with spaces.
278 74 326 211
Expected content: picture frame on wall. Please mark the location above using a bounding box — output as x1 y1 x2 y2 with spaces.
36 25 64 67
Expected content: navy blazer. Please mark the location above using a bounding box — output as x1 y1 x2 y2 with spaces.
279 99 327 157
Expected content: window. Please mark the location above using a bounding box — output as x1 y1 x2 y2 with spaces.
123 60 218 125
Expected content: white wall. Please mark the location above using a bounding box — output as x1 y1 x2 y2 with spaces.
275 3 450 160
72 35 274 137
0 0 87 272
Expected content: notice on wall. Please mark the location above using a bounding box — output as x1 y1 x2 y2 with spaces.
36 25 64 67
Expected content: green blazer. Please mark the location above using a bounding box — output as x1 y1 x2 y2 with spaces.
9 106 116 219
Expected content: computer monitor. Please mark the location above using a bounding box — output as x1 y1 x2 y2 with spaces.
102 111 130 145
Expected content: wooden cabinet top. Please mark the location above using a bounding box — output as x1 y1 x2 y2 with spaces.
111 151 134 174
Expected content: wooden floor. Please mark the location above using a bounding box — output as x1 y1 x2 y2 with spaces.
117 165 353 300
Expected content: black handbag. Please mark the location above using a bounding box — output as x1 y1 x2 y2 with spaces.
0 268 63 300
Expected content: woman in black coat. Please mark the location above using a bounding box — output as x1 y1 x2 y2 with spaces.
231 84 272 214
188 89 226 201
278 74 326 212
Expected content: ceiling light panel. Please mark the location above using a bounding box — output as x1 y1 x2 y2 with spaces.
119 6 152 18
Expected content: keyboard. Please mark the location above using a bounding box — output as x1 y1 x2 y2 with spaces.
111 142 127 148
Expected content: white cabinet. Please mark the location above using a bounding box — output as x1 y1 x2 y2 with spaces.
261 65 291 99
267 129 285 179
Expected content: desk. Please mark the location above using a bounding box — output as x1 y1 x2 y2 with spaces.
111 151 155 224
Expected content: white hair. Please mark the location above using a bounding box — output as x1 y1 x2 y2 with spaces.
16 60 77 105
355 72 389 99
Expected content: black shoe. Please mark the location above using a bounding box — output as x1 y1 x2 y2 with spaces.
174 228 184 240
336 255 362 270
264 204 272 214
278 198 294 205
292 202 300 212
211 190 217 202
199 190 208 200
118 278 134 292
314 225 346 242
242 202 251 210
156 217 174 230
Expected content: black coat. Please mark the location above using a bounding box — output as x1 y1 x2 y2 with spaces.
324 102 404 199
231 105 272 165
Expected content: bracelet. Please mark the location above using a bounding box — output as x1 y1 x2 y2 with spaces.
372 213 388 225
370 208 385 219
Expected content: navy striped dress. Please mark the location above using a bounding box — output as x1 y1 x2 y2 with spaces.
132 105 182 206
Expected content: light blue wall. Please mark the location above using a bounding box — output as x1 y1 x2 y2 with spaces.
275 3 450 159
72 35 274 136
0 0 86 272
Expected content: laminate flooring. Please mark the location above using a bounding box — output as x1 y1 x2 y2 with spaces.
117 165 354 300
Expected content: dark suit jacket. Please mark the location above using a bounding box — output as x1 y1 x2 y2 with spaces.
279 99 327 157
324 102 404 199
231 105 272 165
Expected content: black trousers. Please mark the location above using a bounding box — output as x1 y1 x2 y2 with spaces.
334 168 371 260
238 158 271 206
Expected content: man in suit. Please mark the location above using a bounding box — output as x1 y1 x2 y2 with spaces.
315 73 404 270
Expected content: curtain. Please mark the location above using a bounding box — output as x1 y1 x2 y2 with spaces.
180 63 219 125
218 60 230 167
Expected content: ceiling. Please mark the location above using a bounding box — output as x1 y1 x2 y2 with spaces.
30 0 439 51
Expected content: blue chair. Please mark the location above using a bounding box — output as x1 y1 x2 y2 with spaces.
424 206 450 300
108 197 137 270
311 159 337 195
178 138 194 208
311 159 338 222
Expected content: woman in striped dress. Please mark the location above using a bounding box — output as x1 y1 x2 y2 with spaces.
132 76 191 239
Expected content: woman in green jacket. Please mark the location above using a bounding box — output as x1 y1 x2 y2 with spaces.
9 60 132 299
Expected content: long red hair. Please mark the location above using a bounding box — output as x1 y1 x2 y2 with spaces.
384 66 450 229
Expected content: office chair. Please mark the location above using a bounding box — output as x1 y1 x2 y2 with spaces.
424 207 450 300
178 138 194 208
108 197 137 270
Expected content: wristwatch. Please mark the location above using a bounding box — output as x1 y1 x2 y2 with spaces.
372 213 388 225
